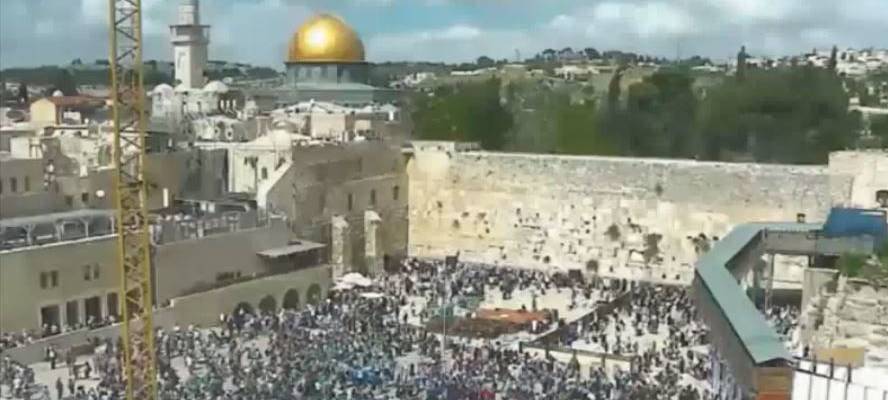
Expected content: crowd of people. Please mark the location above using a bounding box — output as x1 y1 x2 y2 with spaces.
0 316 118 352
0 258 805 400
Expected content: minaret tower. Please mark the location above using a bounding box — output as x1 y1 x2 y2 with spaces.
170 0 209 89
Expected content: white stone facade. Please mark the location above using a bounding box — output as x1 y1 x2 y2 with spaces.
803 276 888 369
171 0 209 89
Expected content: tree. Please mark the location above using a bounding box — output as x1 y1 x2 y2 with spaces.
695 66 859 164
547 94 614 155
582 47 600 60
16 82 29 104
541 49 556 61
48 69 77 96
476 56 495 68
828 45 838 71
607 64 628 111
559 47 574 59
412 78 513 150
607 68 700 158
736 46 748 82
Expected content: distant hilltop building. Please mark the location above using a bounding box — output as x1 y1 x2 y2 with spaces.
151 2 399 128
244 13 398 109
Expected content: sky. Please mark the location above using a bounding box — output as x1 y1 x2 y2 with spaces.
0 0 886 69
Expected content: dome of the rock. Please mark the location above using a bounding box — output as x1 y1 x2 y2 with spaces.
287 13 365 64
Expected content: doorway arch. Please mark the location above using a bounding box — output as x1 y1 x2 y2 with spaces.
233 301 254 316
282 289 301 310
258 295 277 315
306 284 322 305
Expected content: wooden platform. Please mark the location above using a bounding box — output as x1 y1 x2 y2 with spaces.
475 308 547 325
425 308 548 339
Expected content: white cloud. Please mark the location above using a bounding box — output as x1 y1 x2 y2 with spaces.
437 25 481 40
707 0 797 22
367 26 534 62
590 2 693 38
350 0 395 6
547 15 578 31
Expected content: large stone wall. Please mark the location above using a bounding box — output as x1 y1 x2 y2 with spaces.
407 146 842 282
265 140 409 274
828 150 888 209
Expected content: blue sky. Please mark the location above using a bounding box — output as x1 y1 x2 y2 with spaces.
1 0 886 68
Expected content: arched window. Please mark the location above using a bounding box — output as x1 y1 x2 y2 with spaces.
233 302 254 317
307 284 322 305
282 289 300 310
258 295 277 315
261 167 268 180
877 190 888 208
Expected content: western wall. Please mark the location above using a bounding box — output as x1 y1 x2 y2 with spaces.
406 142 880 283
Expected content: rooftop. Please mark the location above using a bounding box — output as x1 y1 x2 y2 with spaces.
33 96 105 108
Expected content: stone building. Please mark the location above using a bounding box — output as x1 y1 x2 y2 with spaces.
263 140 408 278
0 211 328 332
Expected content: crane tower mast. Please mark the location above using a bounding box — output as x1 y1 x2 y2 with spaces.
107 0 157 399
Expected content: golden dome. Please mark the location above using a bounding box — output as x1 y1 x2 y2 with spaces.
287 14 365 64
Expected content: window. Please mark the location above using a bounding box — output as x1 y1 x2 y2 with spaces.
81 192 89 204
9 177 17 193
92 264 100 280
24 176 30 192
0 179 3 194
392 185 400 201
796 213 806 223
261 167 268 180
40 271 59 289
877 190 888 208
84 265 92 281
347 193 354 211
370 189 377 207
65 196 74 207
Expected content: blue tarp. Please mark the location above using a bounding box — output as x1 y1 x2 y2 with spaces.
821 208 887 241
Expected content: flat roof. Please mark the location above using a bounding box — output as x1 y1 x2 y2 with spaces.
1 209 114 229
257 240 325 258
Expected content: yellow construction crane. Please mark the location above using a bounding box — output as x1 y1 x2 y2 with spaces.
107 0 157 399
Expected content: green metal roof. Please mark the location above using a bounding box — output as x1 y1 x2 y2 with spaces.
695 222 820 364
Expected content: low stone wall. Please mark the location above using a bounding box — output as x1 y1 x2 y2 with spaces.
1 308 176 365
168 265 331 326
